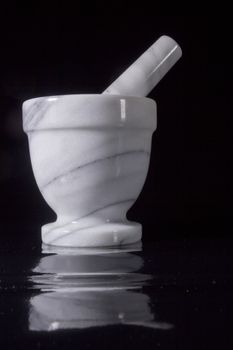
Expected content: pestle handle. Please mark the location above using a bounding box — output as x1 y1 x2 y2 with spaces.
103 35 182 97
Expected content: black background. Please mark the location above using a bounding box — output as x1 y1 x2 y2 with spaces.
0 8 232 243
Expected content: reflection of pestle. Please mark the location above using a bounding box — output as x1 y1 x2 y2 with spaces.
103 35 182 97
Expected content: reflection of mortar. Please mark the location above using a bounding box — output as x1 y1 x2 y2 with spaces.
29 248 173 331
29 290 173 331
23 95 156 247
31 245 149 289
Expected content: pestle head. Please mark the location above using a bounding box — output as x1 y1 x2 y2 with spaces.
103 35 182 97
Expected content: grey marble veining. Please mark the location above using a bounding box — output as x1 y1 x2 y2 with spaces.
23 95 156 247
23 35 181 247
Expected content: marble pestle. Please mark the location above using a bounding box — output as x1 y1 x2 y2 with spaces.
103 35 182 97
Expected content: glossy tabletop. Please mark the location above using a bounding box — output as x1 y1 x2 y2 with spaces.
0 232 233 349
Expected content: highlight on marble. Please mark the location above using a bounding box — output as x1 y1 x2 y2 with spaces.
23 35 182 247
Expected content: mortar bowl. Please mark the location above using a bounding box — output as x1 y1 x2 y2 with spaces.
23 94 157 247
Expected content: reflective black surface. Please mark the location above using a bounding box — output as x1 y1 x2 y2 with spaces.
1 235 233 348
0 10 231 349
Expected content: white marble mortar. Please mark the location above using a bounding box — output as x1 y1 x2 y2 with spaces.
23 94 157 247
